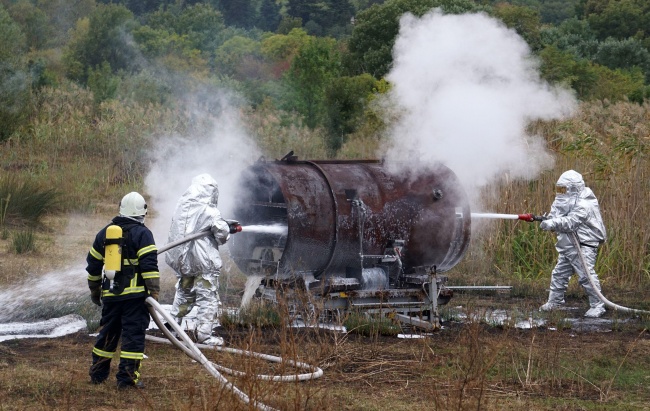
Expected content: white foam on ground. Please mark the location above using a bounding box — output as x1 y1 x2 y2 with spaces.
0 314 87 342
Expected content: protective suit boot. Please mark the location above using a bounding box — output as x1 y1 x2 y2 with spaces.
539 292 565 312
196 330 224 346
585 296 606 318
584 306 605 318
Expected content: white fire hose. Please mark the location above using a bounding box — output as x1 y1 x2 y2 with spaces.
147 231 324 411
570 232 650 316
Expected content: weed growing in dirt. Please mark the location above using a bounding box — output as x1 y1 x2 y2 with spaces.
11 230 35 254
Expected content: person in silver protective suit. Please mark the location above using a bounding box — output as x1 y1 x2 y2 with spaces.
166 174 231 345
539 170 607 318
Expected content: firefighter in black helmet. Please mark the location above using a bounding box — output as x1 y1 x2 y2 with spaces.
86 192 160 389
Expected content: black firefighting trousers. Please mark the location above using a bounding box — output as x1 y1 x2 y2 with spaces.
89 296 150 386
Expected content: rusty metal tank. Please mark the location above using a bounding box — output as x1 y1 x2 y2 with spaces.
229 154 471 281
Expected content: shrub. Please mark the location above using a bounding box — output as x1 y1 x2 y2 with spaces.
0 175 59 227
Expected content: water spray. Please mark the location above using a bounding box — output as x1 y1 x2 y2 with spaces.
156 222 286 254
471 212 546 221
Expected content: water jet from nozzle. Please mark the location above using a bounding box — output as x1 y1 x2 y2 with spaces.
471 213 520 220
471 213 544 222
240 224 288 235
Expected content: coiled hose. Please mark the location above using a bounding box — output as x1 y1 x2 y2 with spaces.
146 297 323 411
570 232 650 316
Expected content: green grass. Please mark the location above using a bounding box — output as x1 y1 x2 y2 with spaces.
342 311 401 337
11 229 36 254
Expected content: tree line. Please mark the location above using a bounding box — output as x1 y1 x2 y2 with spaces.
1 0 649 152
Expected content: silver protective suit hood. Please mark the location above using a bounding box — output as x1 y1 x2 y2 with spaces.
165 174 231 276
552 170 584 215
546 170 607 250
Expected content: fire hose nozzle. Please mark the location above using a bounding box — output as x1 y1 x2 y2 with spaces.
226 219 243 234
518 213 548 222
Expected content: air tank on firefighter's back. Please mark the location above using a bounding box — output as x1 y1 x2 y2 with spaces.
229 153 471 281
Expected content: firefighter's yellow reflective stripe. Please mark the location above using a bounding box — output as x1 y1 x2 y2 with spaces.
87 274 102 281
137 245 157 257
102 286 146 297
123 259 139 266
92 347 115 358
120 351 144 360
89 247 104 261
141 271 160 279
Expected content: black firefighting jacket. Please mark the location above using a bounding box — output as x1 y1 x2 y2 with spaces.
86 216 160 301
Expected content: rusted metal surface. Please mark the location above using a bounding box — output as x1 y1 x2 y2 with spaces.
230 156 471 280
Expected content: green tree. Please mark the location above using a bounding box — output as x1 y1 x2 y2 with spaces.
176 3 226 52
146 3 225 52
277 16 303 34
8 1 51 50
492 3 543 51
287 0 354 35
98 0 175 15
215 36 264 79
132 24 210 77
285 36 341 128
261 28 310 62
0 5 31 141
36 0 97 48
257 0 281 32
218 0 256 29
579 0 650 42
537 0 579 24
538 45 645 101
345 0 481 78
87 60 120 104
594 37 650 82
62 3 139 84
538 45 597 97
539 17 599 59
324 73 378 152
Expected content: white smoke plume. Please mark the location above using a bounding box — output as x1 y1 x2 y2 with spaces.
382 10 577 205
144 91 261 248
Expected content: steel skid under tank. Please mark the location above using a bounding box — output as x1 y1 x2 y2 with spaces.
229 152 471 329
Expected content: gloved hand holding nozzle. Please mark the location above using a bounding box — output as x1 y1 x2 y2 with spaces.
225 219 242 234
517 213 548 222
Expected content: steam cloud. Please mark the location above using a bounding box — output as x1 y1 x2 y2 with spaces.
383 10 577 204
144 93 261 246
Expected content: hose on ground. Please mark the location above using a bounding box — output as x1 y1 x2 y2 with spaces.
150 228 323 408
145 298 324 410
146 297 277 411
570 232 650 316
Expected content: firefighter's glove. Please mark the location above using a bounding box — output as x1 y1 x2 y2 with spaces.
540 220 553 231
149 291 159 302
90 288 102 307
